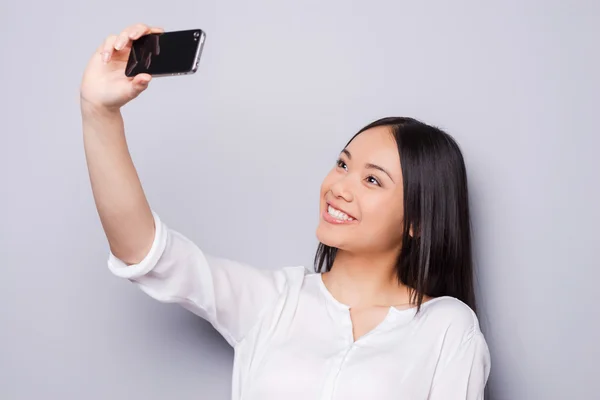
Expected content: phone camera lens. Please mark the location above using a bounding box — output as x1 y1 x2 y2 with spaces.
194 31 200 37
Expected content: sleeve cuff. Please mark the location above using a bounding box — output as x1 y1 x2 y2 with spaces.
107 210 168 280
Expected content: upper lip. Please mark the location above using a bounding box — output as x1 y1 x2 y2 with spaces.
326 201 357 220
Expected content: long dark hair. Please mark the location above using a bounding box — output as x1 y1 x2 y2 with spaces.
314 117 477 313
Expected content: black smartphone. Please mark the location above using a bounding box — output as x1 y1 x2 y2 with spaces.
125 29 206 77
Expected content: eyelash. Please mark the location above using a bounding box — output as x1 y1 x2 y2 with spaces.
336 159 381 187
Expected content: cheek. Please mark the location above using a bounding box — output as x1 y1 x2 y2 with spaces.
362 193 404 233
320 171 335 196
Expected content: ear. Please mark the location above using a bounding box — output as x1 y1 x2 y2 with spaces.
409 224 419 238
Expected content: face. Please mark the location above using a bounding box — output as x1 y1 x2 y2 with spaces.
316 126 405 254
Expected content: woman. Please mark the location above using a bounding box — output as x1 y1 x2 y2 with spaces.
81 23 490 400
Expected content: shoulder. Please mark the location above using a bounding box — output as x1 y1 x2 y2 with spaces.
416 296 484 345
272 265 311 281
415 297 491 376
420 296 479 325
199 252 310 296
270 265 312 290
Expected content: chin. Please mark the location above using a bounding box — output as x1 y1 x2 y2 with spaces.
315 221 344 249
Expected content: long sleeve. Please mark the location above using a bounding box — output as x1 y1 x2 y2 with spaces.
107 210 287 347
428 330 491 399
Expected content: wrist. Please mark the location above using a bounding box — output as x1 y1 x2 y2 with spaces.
80 97 122 120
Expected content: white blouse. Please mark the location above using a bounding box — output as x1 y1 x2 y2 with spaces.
108 211 491 400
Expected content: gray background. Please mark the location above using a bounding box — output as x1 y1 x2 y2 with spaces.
1 1 598 399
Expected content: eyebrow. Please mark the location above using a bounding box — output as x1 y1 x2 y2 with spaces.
341 149 395 183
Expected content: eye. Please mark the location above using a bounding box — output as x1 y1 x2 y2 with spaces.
366 175 381 187
336 159 348 170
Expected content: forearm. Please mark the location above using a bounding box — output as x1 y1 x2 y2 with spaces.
82 101 154 265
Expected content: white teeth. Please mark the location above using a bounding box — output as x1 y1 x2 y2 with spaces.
328 205 354 221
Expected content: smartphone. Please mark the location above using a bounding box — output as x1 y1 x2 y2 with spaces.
125 29 206 77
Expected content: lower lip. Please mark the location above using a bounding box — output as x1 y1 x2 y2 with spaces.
322 209 358 225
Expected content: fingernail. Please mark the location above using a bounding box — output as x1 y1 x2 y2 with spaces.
102 52 110 63
114 40 123 50
129 31 138 39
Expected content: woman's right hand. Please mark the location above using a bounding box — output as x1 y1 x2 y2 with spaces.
80 23 164 112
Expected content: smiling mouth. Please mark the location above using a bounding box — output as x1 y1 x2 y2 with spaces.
325 204 356 222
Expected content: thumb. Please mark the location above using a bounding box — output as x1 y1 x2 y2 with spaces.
131 73 152 95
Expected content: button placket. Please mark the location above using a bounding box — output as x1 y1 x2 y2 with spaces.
319 341 356 400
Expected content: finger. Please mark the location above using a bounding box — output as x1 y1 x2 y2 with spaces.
131 73 152 93
113 30 131 52
99 34 118 64
115 24 164 50
128 24 164 40
133 73 151 84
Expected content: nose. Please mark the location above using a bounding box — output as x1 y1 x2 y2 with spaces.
330 176 354 203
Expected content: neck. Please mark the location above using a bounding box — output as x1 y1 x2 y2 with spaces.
323 248 412 309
